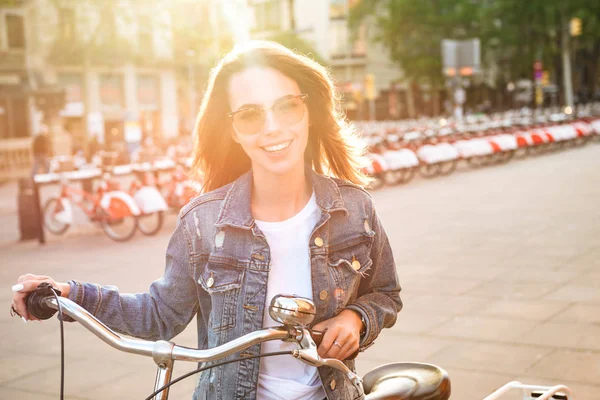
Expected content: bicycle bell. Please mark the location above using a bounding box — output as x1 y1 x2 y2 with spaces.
268 295 316 327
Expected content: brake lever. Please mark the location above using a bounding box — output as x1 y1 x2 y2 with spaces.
292 328 364 392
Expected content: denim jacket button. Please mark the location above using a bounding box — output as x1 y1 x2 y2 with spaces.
314 237 324 247
352 259 361 271
329 379 336 391
319 290 328 301
206 276 215 288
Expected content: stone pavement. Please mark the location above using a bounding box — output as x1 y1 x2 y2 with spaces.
0 144 599 399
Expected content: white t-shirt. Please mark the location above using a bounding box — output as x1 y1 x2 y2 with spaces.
255 192 326 400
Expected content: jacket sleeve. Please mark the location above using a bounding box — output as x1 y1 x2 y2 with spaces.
67 216 200 341
346 200 403 350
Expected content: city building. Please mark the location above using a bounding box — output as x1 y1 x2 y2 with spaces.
0 0 180 178
247 0 409 120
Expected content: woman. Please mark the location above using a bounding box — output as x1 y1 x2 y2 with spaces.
12 41 402 400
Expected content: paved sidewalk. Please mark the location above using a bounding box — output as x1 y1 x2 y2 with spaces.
1 144 599 399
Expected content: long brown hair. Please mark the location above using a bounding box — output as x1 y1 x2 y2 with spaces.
192 40 369 193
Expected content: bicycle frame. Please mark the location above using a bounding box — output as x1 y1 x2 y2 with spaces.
58 182 101 220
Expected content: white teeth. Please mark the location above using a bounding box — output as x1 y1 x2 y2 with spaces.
263 140 292 153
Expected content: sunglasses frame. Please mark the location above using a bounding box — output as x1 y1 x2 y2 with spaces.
228 94 308 135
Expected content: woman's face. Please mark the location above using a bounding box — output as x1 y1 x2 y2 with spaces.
228 66 310 178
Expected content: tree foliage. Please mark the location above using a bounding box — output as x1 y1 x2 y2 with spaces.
350 0 600 96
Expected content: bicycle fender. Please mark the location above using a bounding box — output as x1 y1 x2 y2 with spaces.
101 191 141 217
133 186 168 214
55 198 73 225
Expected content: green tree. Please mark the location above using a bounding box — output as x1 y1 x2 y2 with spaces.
350 0 600 109
350 0 482 88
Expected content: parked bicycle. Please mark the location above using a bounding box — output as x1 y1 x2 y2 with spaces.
158 164 201 211
129 164 169 236
42 170 140 242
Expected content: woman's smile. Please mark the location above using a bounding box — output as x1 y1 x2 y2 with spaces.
261 139 293 153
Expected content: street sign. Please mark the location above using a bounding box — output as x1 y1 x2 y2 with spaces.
442 39 481 76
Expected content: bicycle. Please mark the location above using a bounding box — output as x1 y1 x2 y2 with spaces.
128 163 169 236
22 285 575 400
42 169 140 242
158 164 201 211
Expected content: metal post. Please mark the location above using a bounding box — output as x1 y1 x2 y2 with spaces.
561 15 574 108
33 180 46 244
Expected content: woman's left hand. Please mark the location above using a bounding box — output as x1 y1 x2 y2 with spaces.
312 309 363 361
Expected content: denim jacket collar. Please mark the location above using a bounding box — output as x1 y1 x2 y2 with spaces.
215 167 348 229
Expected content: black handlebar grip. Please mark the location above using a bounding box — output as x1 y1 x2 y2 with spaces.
26 282 60 320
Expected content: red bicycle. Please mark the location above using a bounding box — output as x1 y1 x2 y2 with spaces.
42 170 140 242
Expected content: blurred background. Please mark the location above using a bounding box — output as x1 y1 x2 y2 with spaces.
0 0 598 164
1 1 599 399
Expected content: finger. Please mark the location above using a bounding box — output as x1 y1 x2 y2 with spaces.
13 279 54 293
325 338 345 359
18 274 49 283
323 329 351 359
338 336 359 361
317 325 338 357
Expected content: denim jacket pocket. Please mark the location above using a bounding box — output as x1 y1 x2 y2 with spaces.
327 235 374 305
196 260 245 332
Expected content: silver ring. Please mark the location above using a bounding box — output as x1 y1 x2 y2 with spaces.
333 340 342 348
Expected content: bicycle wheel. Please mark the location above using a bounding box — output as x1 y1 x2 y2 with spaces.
438 159 458 176
100 209 138 242
419 163 440 178
137 211 164 236
43 197 70 235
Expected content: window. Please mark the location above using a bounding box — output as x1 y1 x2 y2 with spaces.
100 74 124 112
137 75 160 111
57 74 83 103
6 14 25 49
138 15 154 55
253 0 282 31
59 8 75 41
329 20 348 58
351 23 366 57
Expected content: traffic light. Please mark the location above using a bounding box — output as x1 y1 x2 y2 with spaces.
570 17 582 37
541 71 550 86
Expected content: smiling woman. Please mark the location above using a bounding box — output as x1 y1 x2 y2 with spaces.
12 40 403 400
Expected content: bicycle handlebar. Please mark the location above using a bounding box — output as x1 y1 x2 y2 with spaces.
36 295 294 361
27 287 363 393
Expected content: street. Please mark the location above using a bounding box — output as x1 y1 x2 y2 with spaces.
1 143 599 399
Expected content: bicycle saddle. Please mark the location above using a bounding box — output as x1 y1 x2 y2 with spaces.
364 362 450 400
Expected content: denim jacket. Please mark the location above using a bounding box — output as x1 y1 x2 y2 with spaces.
68 169 402 400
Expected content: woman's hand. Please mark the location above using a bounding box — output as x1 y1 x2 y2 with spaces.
312 309 363 361
11 274 70 321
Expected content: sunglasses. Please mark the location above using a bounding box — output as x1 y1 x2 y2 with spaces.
228 94 308 135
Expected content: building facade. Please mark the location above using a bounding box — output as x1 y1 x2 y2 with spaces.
0 0 180 161
247 0 408 120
